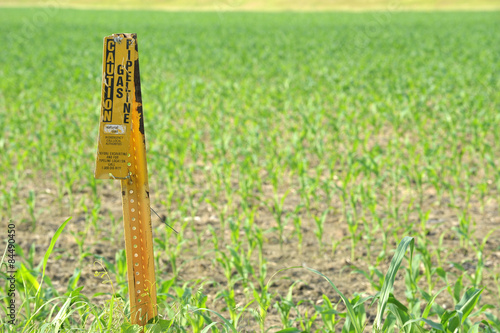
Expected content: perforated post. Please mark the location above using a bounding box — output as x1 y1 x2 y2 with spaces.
120 79 157 325
95 33 157 326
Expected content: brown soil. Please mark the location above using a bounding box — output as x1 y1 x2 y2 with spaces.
7 170 500 331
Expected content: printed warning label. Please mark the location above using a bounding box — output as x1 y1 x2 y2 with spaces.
95 34 137 179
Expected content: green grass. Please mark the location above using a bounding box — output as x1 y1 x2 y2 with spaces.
1 8 500 332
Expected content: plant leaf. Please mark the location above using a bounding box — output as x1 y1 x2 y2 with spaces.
36 217 72 298
455 287 483 324
303 266 363 333
275 328 302 333
375 236 414 330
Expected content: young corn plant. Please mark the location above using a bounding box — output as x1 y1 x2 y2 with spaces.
312 209 329 252
274 283 299 329
267 190 290 249
272 236 491 332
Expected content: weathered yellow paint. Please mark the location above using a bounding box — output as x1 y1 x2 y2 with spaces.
95 34 136 179
95 33 157 326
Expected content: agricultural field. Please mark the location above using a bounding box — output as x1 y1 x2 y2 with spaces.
1 6 500 333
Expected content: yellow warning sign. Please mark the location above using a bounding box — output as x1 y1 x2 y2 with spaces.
95 34 137 179
94 33 157 326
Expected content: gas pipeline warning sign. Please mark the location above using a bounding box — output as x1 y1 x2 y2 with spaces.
95 34 137 179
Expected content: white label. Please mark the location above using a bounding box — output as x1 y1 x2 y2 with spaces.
104 124 126 134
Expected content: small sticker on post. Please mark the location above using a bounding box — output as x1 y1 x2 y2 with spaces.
104 124 126 134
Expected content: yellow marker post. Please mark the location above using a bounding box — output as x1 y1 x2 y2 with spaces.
94 33 157 326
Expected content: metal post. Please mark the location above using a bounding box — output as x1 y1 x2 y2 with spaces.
95 33 157 326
